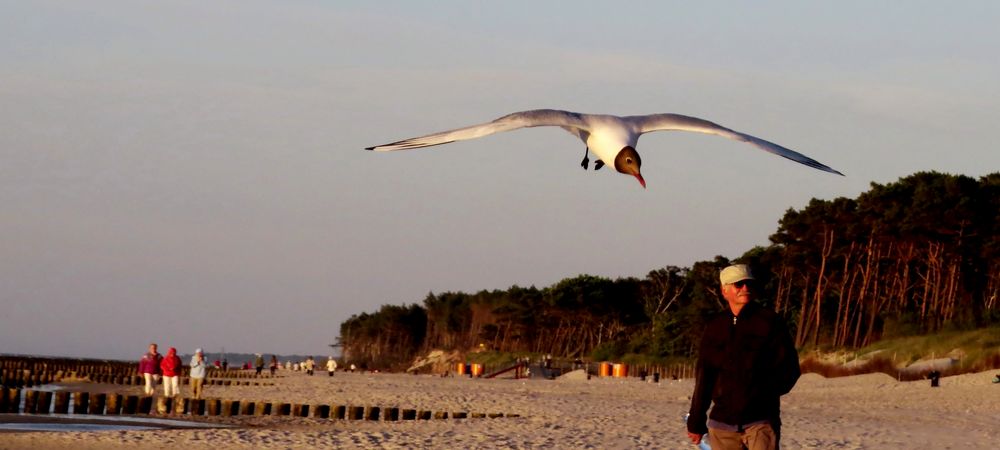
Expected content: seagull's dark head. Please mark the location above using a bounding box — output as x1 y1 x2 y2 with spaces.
614 146 645 188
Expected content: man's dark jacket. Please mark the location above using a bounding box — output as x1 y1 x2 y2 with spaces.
687 301 800 435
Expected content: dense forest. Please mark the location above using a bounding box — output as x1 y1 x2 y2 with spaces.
339 172 1000 370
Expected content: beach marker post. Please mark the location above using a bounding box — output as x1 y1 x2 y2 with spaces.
291 403 309 417
72 391 89 414
105 393 122 414
122 395 139 414
138 395 153 414
205 398 221 416
88 393 107 415
189 398 206 416
22 389 38 413
53 391 70 414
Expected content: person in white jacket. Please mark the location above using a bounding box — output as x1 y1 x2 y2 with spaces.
326 356 338 377
189 348 207 399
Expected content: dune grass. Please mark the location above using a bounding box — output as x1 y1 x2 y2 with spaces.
801 326 1000 380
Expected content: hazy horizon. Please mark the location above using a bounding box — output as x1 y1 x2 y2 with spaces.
3 1 999 360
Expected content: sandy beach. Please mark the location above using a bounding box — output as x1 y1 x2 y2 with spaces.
2 369 999 449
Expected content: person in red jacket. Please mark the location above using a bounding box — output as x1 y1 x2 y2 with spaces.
138 343 162 396
160 347 182 398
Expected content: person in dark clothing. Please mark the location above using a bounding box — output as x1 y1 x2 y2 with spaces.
686 264 800 450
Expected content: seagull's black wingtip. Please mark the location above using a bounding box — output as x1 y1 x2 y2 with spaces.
365 146 376 151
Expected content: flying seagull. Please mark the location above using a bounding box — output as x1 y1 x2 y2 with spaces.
366 109 843 188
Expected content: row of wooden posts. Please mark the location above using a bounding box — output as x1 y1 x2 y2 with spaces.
1 368 274 389
0 387 514 421
1 356 275 390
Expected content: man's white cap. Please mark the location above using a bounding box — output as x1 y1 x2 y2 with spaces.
720 264 754 285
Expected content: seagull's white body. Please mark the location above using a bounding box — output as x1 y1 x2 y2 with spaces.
367 109 843 187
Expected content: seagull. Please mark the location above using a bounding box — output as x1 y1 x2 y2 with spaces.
366 109 843 188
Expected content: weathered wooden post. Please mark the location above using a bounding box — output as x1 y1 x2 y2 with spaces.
88 393 106 415
22 389 38 413
471 412 486 418
173 397 188 415
348 405 364 420
271 402 290 416
333 405 346 419
72 391 89 414
291 403 309 417
314 404 330 419
238 400 254 415
38 391 53 414
433 411 448 419
53 391 70 414
205 398 221 416
105 393 122 414
138 395 153 414
384 407 400 421
7 389 20 413
451 412 468 419
417 410 432 420
221 399 238 416
401 408 416 420
364 406 380 421
253 401 269 416
189 398 206 416
488 413 504 418
122 395 139 414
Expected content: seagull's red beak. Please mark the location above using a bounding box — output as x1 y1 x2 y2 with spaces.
634 173 646 189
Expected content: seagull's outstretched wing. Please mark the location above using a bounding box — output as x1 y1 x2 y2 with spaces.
629 113 843 176
366 109 589 151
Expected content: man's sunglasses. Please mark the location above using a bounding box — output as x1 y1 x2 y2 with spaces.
731 280 754 289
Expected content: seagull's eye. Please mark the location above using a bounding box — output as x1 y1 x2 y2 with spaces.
626 158 633 164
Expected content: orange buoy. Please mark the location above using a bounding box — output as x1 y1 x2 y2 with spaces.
599 362 612 377
612 363 628 378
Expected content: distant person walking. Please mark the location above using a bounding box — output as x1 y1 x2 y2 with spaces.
270 355 278 376
304 356 315 376
189 348 207 399
255 354 265 376
160 347 182 398
326 356 338 377
686 264 800 450
138 343 162 396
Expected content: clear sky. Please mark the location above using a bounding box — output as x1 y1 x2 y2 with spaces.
2 1 998 360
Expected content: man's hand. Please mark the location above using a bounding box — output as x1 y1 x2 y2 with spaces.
687 431 702 444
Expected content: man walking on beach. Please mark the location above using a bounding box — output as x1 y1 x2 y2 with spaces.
686 264 800 450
